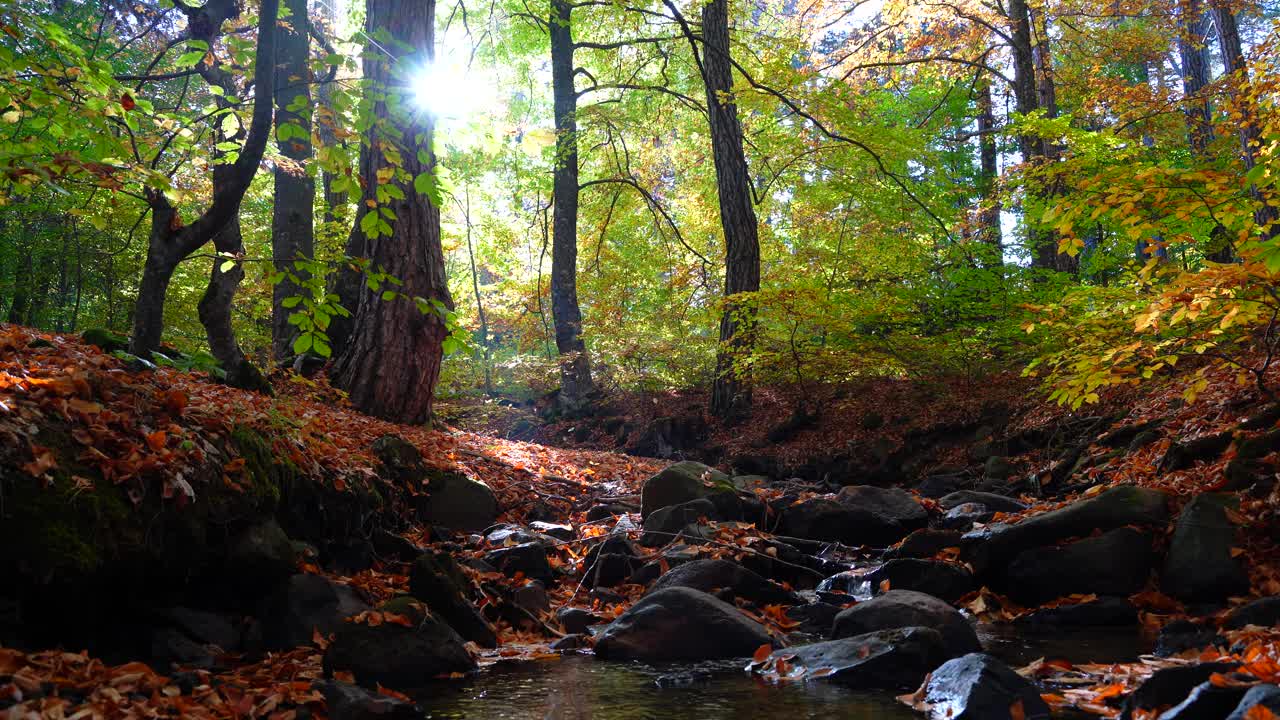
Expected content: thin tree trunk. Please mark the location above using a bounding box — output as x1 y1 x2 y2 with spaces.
315 0 345 226
976 75 1002 266
462 186 493 394
329 0 453 424
1179 0 1231 262
1007 0 1058 271
271 0 315 362
550 0 594 415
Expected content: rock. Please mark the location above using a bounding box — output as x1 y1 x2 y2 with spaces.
585 503 633 522
1120 663 1240 720
556 607 604 634
961 485 1168 577
1015 597 1137 627
373 435 497 531
323 600 476 690
81 327 130 353
885 529 963 560
761 627 950 689
1154 620 1225 657
485 525 554 548
1003 527 1154 604
150 627 217 668
159 607 241 652
1225 596 1280 629
1162 494 1250 604
836 486 928 528
327 539 376 575
229 519 297 588
315 679 421 720
640 461 733 518
640 498 719 547
1158 681 1250 720
408 551 497 648
1098 419 1162 448
942 503 995 531
782 489 925 546
529 521 574 541
984 456 1013 481
939 491 1026 513
588 552 641 588
1227 685 1280 719
867 560 975 604
551 634 589 651
261 573 370 650
818 570 868 596
593 587 772 662
831 589 980 657
915 474 968 498
485 542 553 584
512 580 550 614
786 602 843 634
647 559 798 605
1160 432 1234 472
922 653 1051 720
371 529 424 562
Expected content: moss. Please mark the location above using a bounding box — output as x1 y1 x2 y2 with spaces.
227 425 299 510
1 463 133 577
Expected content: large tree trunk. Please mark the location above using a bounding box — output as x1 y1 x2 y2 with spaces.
128 0 279 383
271 0 315 362
328 0 452 424
698 0 760 422
976 75 1002 266
549 0 594 415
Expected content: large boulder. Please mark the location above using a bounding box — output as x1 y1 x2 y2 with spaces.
261 573 370 650
757 627 950 689
1225 596 1280 629
781 492 924 547
408 551 497 647
885 529 963 560
921 653 1051 720
640 498 718 547
373 435 497 531
961 485 1168 577
837 486 928 530
867 559 975 605
593 587 772 662
323 599 476 690
1003 527 1154 604
1162 494 1250 603
831 589 980 657
640 461 734 518
647 559 799 605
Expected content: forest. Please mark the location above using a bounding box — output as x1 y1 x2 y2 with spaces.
2 0 1280 716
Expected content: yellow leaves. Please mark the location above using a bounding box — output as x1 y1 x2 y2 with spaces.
375 167 395 185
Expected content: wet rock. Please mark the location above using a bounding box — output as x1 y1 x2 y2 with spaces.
942 503 995 531
818 570 868 596
551 633 589 651
323 600 476 690
593 587 772 662
1227 685 1280 719
836 486 928 529
640 498 719 547
648 559 798 605
939 491 1027 513
961 485 1168 577
373 435 498 531
1162 494 1250 604
261 573 370 650
786 602 843 634
529 521 574 541
640 461 733 518
316 679 421 720
764 627 950 689
485 524 554 548
512 580 550 614
867 560 975 604
1015 597 1137 627
485 542 554 584
556 607 604 634
1120 663 1239 720
409 551 497 648
1154 620 1225 657
1225 596 1280 629
1158 680 1249 720
885 529 963 560
922 653 1051 720
782 487 925 547
229 519 297 589
1004 527 1154 604
831 589 980 657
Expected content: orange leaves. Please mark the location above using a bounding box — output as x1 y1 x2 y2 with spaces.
146 429 168 452
21 444 56 478
1246 705 1279 720
752 644 772 663
347 610 414 628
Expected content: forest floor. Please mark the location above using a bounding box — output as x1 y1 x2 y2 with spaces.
3 323 1280 719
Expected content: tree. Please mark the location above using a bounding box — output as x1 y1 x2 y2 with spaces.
975 75 1002 265
271 0 316 362
549 0 595 414
328 0 454 424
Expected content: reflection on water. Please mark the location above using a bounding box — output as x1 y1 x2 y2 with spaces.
416 655 919 720
978 623 1152 667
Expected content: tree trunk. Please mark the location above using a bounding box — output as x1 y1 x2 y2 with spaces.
315 0 346 226
271 0 315 362
462 186 493 394
1179 0 1214 155
976 75 1002 266
698 0 761 422
328 0 453 424
550 0 594 415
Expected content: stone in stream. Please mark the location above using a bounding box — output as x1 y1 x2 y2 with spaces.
884 528 963 560
315 679 421 720
260 573 370 650
1161 494 1250 604
960 484 1169 577
592 587 773 662
647 559 799 606
408 551 498 648
866 559 975 605
323 599 476 690
831 589 981 657
1153 619 1225 657
485 524 555 548
1118 662 1240 720
756 626 949 689
938 491 1027 513
556 607 604 634
1002 527 1154 605
781 486 927 547
484 542 554 584
920 653 1051 720
1157 680 1250 720
940 503 995 531
1225 596 1280 629
1015 596 1137 627
639 498 719 547
837 485 928 529
639 461 735 518
583 535 641 588
785 602 843 635
1227 685 1280 719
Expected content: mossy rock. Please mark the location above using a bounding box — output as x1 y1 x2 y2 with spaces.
81 328 130 354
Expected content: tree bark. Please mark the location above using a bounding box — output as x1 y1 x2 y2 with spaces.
976 75 1002 266
328 0 453 424
271 0 315 362
697 0 761 422
550 0 594 415
1179 0 1214 155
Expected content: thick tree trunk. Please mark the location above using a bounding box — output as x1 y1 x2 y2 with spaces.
550 0 594 415
328 0 452 424
698 0 760 422
271 0 315 362
976 76 1002 266
1179 0 1214 155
